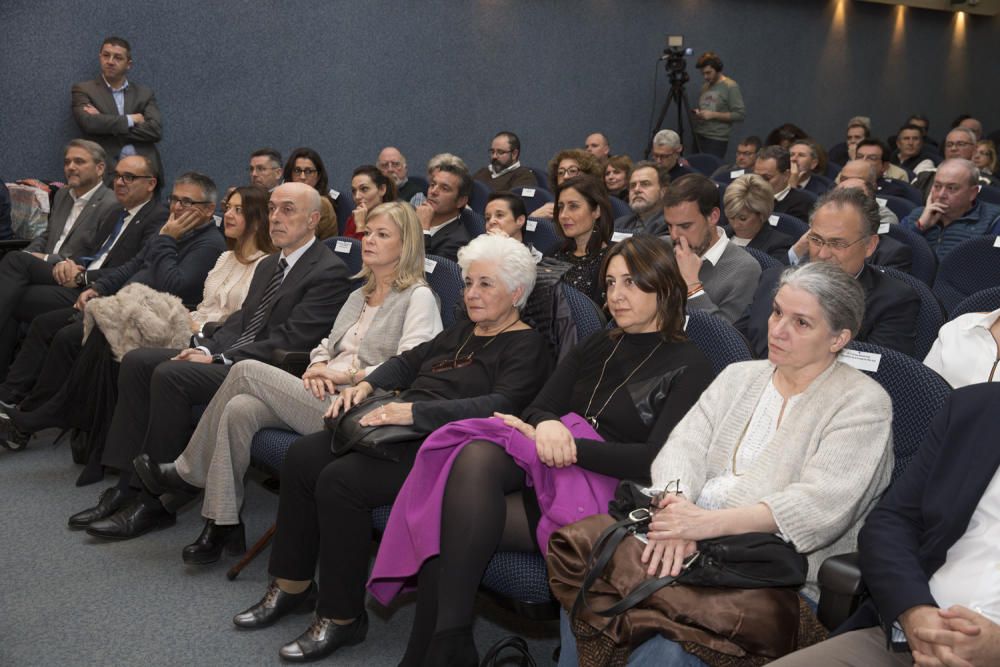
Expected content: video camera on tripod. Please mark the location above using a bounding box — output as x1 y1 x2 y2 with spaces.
646 35 700 157
661 35 693 83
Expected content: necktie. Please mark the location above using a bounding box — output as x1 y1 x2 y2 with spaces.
86 209 128 268
229 257 288 350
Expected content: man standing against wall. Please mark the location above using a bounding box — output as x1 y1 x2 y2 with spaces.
71 37 162 178
691 52 745 159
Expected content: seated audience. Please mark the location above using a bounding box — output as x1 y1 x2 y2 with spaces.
901 158 1000 260
377 146 423 202
415 162 473 262
738 188 920 357
789 139 831 195
585 132 611 161
827 115 871 165
613 161 668 237
855 138 918 201
923 306 1000 388
64 183 351 539
754 146 815 221
604 154 632 201
556 261 893 666
665 174 761 323
248 147 283 191
282 147 338 239
548 174 613 305
771 383 1000 667
341 164 397 240
891 124 935 174
721 173 794 264
134 201 441 562
911 127 985 198
229 234 552 662
410 153 469 208
528 149 603 220
710 135 761 183
368 235 715 665
650 130 695 182
974 139 998 179
472 131 536 192
483 191 542 261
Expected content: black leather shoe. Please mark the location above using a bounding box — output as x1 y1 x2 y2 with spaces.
133 453 200 497
68 487 131 529
0 413 30 451
233 580 316 629
279 611 368 662
85 495 175 540
182 519 246 565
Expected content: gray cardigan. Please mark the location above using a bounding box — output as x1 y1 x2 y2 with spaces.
651 359 893 596
688 241 761 324
309 282 441 371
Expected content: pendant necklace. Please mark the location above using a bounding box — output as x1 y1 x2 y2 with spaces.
583 336 664 430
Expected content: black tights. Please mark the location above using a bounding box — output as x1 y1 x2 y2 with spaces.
401 440 536 665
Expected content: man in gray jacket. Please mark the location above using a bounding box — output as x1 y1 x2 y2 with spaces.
664 174 761 323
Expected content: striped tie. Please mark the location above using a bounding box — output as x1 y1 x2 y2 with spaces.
229 257 288 351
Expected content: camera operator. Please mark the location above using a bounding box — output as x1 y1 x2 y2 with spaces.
692 51 745 160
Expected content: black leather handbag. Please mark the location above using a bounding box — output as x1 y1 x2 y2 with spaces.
324 391 424 462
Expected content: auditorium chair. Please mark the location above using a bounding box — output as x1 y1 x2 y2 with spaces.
873 265 944 360
883 179 923 205
817 341 952 629
332 189 354 235
512 186 554 221
932 235 1000 315
324 236 362 276
975 184 1000 206
824 162 842 180
683 309 754 375
877 193 916 220
882 223 937 286
743 246 783 272
523 217 561 256
526 167 549 189
770 212 809 238
609 196 630 220
460 208 486 238
684 153 724 176
423 254 464 328
407 175 429 196
949 285 1000 320
469 180 490 215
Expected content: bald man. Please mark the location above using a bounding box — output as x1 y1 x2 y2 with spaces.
834 163 912 273
76 181 353 540
378 147 424 202
584 133 610 161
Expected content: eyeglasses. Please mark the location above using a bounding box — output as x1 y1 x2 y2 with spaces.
248 165 279 173
945 141 974 149
489 149 512 156
378 160 403 169
431 354 475 373
168 195 212 209
806 233 867 251
557 166 581 178
292 167 318 176
112 172 154 184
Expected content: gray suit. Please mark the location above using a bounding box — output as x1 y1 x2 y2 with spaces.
23 183 118 262
70 77 162 173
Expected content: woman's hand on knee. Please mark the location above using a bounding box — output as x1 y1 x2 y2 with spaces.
535 420 576 468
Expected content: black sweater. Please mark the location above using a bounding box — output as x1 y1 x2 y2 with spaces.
522 330 713 482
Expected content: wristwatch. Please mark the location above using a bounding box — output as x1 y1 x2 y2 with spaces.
74 271 87 287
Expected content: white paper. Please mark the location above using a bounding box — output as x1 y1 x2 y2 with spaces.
994 236 1000 248
424 258 437 273
611 231 633 242
521 187 536 197
876 197 887 207
878 223 890 235
683 314 690 331
526 219 538 232
768 214 780 226
329 189 340 200
838 349 882 372
730 169 745 178
334 240 352 253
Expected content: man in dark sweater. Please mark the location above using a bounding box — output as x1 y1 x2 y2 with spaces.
754 145 815 222
472 131 537 192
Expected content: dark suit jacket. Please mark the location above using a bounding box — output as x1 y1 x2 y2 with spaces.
801 174 832 196
70 77 162 169
424 219 471 262
735 263 920 358
868 234 912 274
841 384 1000 641
722 223 793 264
773 188 814 222
79 200 166 284
24 183 118 261
206 240 351 363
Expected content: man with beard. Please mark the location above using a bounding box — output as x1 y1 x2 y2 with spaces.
612 161 669 237
472 132 536 192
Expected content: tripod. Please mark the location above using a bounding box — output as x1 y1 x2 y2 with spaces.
645 75 701 158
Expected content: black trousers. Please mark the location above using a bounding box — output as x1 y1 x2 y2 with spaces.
0 308 83 408
0 251 60 323
100 347 230 472
267 430 420 619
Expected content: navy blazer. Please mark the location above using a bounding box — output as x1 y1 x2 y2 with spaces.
722 223 794 264
841 384 1000 641
735 263 920 358
206 240 351 363
868 234 912 274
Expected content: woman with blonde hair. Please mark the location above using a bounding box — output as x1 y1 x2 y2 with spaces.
722 173 794 264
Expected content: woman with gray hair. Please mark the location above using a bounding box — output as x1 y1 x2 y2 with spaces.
722 173 795 264
230 234 553 663
555 261 896 666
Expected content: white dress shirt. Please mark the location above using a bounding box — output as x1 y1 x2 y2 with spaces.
923 308 1000 388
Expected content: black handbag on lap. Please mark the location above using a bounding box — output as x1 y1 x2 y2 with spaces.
324 391 424 462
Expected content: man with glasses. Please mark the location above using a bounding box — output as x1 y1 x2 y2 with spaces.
736 188 919 357
753 146 814 222
910 128 992 199
711 135 761 184
248 148 283 191
377 147 423 202
903 158 1000 260
0 172 226 448
473 131 536 192
614 161 669 237
650 129 695 182
71 36 162 177
0 155 164 379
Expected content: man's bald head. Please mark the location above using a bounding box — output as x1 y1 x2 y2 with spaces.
585 133 610 160
268 182 320 253
837 160 878 187
378 146 408 184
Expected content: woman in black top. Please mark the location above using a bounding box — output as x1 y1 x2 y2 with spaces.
548 174 613 306
230 234 552 662
398 236 714 666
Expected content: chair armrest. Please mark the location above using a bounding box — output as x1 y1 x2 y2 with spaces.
271 349 310 376
817 551 865 630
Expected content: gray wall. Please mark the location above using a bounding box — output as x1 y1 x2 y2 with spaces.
2 0 998 192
